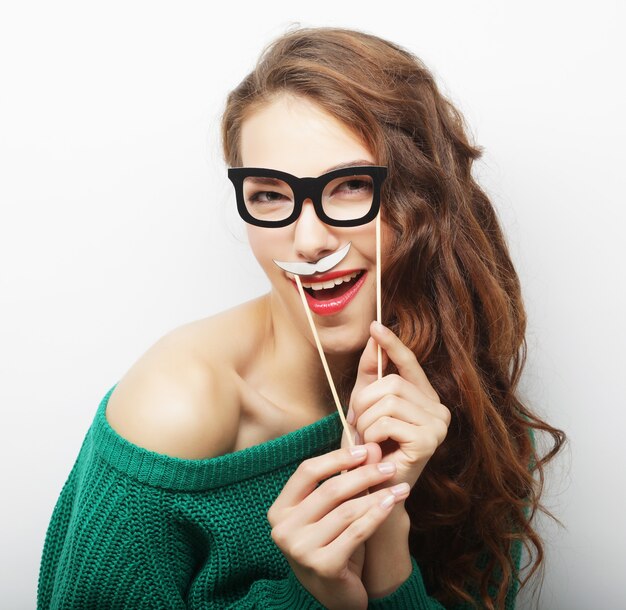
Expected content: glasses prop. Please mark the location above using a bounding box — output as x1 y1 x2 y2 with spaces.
228 165 387 228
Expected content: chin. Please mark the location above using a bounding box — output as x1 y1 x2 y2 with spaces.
315 321 370 356
270 270 375 355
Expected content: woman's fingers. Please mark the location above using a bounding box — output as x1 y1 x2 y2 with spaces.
369 321 440 402
317 485 410 566
268 444 376 520
354 394 449 441
313 483 410 547
295 460 400 524
351 375 442 420
266 431 417 608
272 483 410 570
354 394 433 430
362 416 447 456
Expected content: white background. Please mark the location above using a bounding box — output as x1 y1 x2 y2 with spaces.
1 1 624 608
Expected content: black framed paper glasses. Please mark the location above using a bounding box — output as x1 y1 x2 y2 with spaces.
227 165 388 228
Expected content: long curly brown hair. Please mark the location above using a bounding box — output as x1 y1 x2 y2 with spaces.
220 25 566 609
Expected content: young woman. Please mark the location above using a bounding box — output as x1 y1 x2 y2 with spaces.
37 26 566 610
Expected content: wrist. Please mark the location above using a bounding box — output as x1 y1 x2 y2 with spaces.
372 497 410 535
363 503 412 598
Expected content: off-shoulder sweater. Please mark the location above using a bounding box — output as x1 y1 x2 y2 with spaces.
37 384 520 609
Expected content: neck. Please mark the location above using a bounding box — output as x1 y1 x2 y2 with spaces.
262 292 360 414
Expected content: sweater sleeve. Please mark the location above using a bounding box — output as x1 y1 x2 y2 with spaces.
366 429 531 609
366 556 445 609
366 535 522 609
220 545 522 610
37 438 328 609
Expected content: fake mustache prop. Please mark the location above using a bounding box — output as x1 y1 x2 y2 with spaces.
273 242 352 276
272 215 383 448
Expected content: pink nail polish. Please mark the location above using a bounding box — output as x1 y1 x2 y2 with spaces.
349 446 367 458
390 482 410 496
380 494 395 509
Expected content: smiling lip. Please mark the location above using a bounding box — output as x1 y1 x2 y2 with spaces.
296 268 362 283
291 270 368 316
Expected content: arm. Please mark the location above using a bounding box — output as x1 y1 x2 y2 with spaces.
38 338 319 610
362 501 450 610
362 502 412 598
362 509 522 610
38 342 402 610
36 433 325 610
346 324 521 608
38 381 323 609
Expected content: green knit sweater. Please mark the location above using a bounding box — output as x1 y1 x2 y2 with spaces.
37 384 520 609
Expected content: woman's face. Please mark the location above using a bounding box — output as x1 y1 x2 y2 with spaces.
239 93 389 355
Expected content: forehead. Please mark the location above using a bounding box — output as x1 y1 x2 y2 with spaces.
239 94 374 177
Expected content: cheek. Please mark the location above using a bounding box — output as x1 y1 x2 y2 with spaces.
349 224 379 263
245 226 264 260
246 226 289 271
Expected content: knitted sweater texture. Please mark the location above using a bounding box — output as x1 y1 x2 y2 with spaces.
37 385 520 609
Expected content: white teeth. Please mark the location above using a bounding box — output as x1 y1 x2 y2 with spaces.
301 271 361 290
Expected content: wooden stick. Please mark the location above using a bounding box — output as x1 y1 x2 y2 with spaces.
376 212 382 380
294 275 355 447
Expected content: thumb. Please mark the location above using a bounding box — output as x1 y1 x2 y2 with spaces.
351 336 385 399
357 336 379 379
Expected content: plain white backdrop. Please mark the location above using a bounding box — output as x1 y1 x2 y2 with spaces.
1 1 624 608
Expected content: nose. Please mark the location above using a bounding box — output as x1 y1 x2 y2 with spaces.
292 198 340 262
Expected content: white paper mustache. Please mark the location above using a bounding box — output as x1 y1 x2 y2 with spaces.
273 242 352 276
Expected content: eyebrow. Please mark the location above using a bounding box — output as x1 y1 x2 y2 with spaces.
323 159 377 173
245 177 285 186
244 160 377 186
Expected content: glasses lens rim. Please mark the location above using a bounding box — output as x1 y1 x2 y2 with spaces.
241 175 295 223
228 165 386 227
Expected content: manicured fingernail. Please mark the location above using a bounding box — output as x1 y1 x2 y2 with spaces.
390 482 410 496
346 408 355 425
373 321 386 333
380 493 396 509
350 446 367 458
377 462 396 474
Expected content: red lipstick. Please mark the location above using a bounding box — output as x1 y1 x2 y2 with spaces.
301 268 362 283
292 271 368 316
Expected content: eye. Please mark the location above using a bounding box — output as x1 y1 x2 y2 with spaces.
329 177 374 198
247 190 291 205
342 179 371 193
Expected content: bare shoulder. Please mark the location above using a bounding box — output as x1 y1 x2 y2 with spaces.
105 305 257 460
